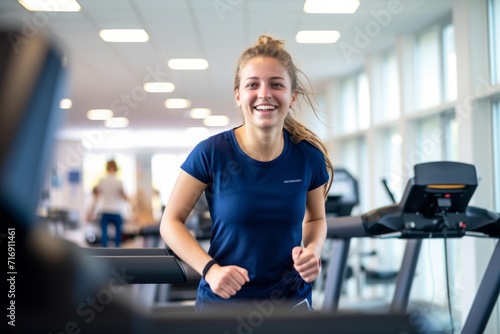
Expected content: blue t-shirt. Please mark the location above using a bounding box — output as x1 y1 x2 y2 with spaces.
181 128 329 311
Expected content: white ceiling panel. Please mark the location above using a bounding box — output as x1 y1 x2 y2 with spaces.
1 0 452 143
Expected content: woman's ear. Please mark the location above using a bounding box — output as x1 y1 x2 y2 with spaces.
289 91 298 108
234 89 241 107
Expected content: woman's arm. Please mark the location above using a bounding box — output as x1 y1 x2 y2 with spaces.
160 170 249 298
292 185 327 283
160 170 213 275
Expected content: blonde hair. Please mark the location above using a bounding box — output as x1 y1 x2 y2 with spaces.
234 35 333 197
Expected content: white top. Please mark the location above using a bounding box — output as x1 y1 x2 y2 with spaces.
98 174 125 214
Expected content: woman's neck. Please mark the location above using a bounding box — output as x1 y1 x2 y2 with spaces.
234 125 284 162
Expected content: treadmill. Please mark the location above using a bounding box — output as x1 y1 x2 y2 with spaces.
322 161 500 334
81 247 186 284
325 167 359 217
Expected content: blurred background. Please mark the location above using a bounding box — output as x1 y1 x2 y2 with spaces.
1 0 499 333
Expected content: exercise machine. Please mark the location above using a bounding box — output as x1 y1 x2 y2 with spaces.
325 167 359 217
324 168 398 299
323 161 500 334
321 167 358 289
81 247 186 284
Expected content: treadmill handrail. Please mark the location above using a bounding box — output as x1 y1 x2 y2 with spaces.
88 255 187 284
326 215 368 238
81 247 171 256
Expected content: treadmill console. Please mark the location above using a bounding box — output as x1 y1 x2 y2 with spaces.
362 161 499 238
326 167 359 217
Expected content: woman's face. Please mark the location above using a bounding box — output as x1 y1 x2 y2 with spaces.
235 56 296 130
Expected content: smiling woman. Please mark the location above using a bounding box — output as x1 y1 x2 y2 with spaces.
160 34 334 313
234 56 295 139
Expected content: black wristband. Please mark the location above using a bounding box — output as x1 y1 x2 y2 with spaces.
202 259 218 278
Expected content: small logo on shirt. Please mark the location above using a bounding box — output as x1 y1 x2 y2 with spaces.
284 179 302 184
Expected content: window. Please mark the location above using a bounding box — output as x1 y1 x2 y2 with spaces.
339 72 370 133
494 101 500 210
297 95 329 140
382 52 400 121
414 114 444 163
489 0 500 85
443 23 457 101
383 128 403 201
339 77 357 133
415 26 441 110
357 72 370 130
442 110 459 161
339 137 366 213
414 22 456 110
340 138 361 180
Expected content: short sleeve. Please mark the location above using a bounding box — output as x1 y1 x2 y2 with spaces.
180 139 212 184
307 146 329 191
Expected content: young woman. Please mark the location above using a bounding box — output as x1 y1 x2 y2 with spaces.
160 35 333 312
93 159 128 247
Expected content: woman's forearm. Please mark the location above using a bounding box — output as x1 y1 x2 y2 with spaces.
160 218 213 275
302 218 327 258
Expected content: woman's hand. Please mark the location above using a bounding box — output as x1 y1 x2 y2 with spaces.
292 246 321 283
205 264 250 299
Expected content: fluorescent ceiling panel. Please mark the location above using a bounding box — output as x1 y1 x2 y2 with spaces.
203 115 229 127
87 109 113 120
165 98 191 109
18 0 81 12
144 82 175 93
99 29 149 42
104 117 129 128
168 59 209 70
60 98 72 109
303 0 360 14
189 108 212 119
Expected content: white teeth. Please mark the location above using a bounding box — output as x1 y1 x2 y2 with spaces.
255 105 276 110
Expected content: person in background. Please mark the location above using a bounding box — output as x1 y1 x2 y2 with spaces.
86 185 100 223
160 35 334 312
93 159 128 247
132 187 157 228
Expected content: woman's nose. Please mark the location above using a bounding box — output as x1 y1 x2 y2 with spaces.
258 85 271 100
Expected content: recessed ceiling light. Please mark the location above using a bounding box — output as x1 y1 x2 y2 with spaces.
203 115 230 127
303 0 360 14
296 31 340 43
189 108 212 119
60 98 72 109
105 117 129 128
165 98 191 109
144 82 175 93
99 29 149 42
18 0 81 11
167 59 209 70
87 109 113 120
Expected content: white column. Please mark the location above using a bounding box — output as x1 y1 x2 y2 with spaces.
453 0 498 332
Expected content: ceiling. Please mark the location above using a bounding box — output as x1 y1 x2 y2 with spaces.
0 0 452 147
